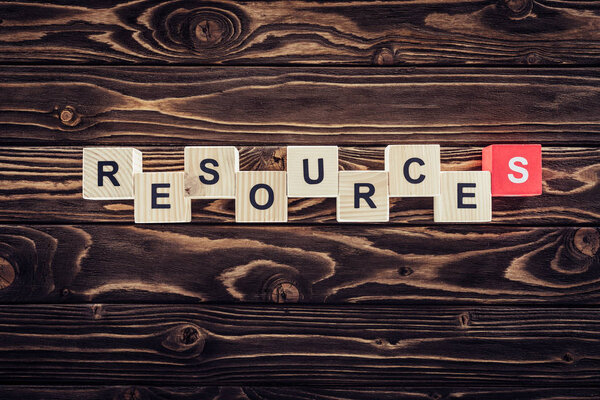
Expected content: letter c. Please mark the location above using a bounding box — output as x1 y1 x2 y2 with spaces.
403 157 425 184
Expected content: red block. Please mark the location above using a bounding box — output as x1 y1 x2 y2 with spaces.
482 144 542 197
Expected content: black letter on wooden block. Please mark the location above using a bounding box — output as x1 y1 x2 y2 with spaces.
249 183 274 210
199 158 219 185
457 183 477 209
303 158 324 184
404 157 425 184
151 183 171 209
354 183 376 208
97 161 120 187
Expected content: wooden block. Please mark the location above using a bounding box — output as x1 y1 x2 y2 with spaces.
434 171 491 223
236 171 287 223
184 146 239 199
134 172 191 223
83 147 142 199
337 171 389 222
287 146 338 197
385 144 440 197
482 144 542 197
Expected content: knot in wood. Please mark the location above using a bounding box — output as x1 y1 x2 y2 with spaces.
180 326 200 345
0 257 15 290
500 0 533 19
458 312 471 328
256 147 286 170
161 323 206 355
271 148 287 170
58 106 80 127
262 273 307 303
573 228 600 257
398 266 413 277
173 6 243 54
120 387 141 400
194 19 225 46
525 52 542 65
562 352 575 363
270 281 300 303
373 48 394 66
92 304 103 320
60 288 70 297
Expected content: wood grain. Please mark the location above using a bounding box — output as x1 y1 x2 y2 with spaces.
434 171 492 223
185 146 239 199
235 171 287 223
1 224 599 304
0 386 599 400
337 171 389 222
134 172 191 223
0 304 598 385
1 0 600 66
2 67 600 146
0 146 597 225
82 147 142 200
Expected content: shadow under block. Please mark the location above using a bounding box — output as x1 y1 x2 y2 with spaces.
236 171 287 223
482 144 542 197
434 171 492 223
83 147 142 200
134 172 191 223
184 146 239 199
385 144 441 197
287 146 338 198
337 171 389 222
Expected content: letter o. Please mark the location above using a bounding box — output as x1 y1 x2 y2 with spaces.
249 183 274 210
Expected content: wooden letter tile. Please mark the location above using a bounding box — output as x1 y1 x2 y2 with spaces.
184 146 239 199
83 147 142 199
134 172 191 223
287 146 338 197
385 144 440 197
337 171 389 222
434 171 491 223
236 171 287 223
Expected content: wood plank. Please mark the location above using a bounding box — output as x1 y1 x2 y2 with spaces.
2 67 600 146
0 146 597 225
0 386 599 400
1 1 600 66
0 304 598 385
1 224 599 304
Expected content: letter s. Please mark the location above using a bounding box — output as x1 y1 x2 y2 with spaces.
508 156 529 184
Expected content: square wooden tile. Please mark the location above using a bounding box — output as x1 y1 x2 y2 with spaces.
236 171 287 223
434 171 491 223
287 146 338 197
184 146 239 199
386 144 440 197
134 172 191 223
337 171 389 222
83 147 142 200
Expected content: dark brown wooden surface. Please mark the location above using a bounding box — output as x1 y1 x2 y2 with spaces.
2 67 600 146
1 0 600 66
0 146 598 224
1 386 599 400
0 304 598 385
2 1 600 396
1 224 599 305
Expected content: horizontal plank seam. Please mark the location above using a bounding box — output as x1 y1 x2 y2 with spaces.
2 144 600 149
0 222 597 228
3 63 600 69
3 303 600 309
